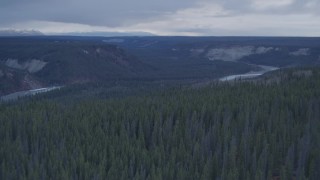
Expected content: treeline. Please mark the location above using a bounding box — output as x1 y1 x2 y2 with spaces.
0 68 320 179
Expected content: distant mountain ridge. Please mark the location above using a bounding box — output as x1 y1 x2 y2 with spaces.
0 29 44 36
52 31 155 37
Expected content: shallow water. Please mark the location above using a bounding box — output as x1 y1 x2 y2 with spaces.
219 65 279 81
1 86 61 102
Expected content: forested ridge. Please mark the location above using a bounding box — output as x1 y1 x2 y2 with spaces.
0 68 320 179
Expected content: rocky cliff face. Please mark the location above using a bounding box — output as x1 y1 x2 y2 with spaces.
0 39 146 95
5 59 47 73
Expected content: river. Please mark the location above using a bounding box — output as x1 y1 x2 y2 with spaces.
0 86 61 102
219 65 279 81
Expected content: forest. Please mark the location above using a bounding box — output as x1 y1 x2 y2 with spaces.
0 67 320 179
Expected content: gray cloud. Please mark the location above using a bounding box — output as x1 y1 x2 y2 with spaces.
0 0 320 36
0 0 198 27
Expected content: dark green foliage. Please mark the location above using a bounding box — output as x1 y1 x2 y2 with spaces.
0 68 320 179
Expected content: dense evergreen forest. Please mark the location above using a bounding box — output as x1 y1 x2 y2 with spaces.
0 68 320 179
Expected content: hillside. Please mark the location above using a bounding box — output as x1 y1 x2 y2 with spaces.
104 36 320 68
1 36 320 96
0 37 148 95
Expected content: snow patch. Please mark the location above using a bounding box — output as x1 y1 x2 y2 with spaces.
289 48 310 56
255 47 274 54
82 49 89 54
207 46 275 61
5 59 47 73
207 46 255 61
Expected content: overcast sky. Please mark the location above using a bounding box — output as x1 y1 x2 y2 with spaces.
1 0 320 36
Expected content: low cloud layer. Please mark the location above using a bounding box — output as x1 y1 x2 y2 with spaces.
1 0 320 36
